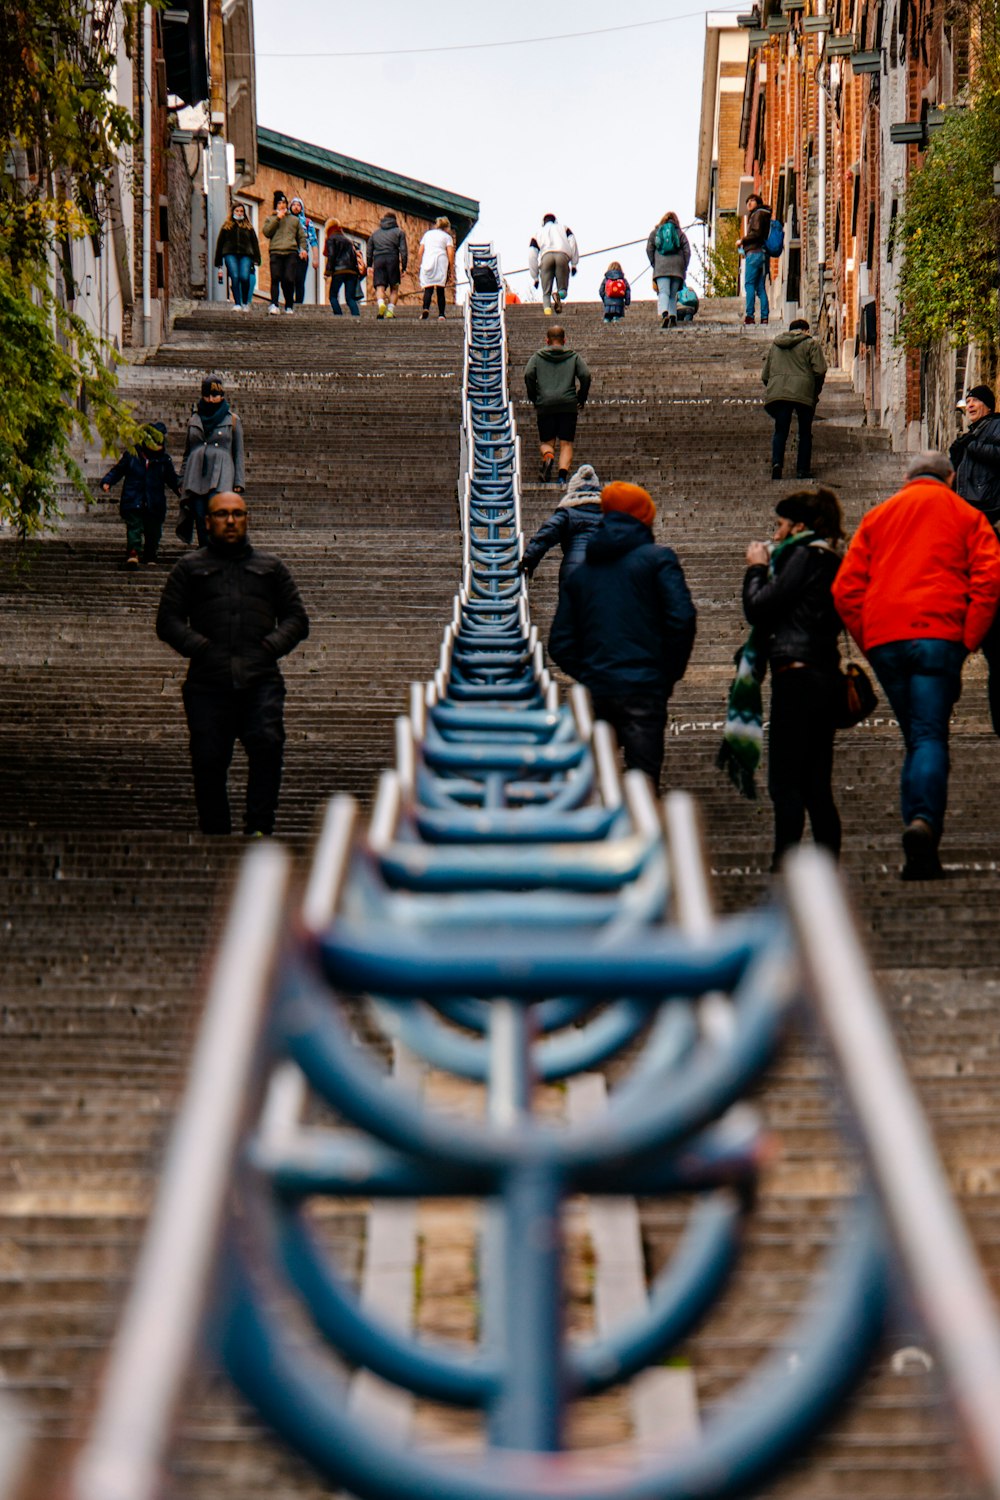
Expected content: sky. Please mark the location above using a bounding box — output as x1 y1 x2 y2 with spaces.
252 0 742 300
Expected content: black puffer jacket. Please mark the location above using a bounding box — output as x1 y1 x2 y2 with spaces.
156 540 309 689
549 512 696 695
951 413 1000 525
523 502 602 580
101 425 180 519
742 540 842 671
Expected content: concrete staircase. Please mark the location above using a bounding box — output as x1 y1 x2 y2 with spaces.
0 297 995 1498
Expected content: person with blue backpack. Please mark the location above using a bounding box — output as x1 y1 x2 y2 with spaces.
740 193 783 325
645 212 690 329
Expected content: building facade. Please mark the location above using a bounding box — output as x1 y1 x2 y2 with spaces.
696 15 752 246
725 0 978 448
239 129 479 308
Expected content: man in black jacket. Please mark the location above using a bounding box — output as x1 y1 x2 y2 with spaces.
156 491 309 835
549 482 696 784
951 385 1000 735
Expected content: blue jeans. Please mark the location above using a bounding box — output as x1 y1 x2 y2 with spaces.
224 253 254 306
330 274 361 316
744 251 769 320
655 275 682 318
867 639 966 836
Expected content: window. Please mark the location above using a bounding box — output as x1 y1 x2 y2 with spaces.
866 205 876 268
886 197 898 262
850 174 861 236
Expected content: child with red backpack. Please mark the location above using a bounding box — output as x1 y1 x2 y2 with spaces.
599 262 631 323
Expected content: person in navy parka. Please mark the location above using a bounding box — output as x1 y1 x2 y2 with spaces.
598 262 631 324
520 464 604 584
101 422 181 569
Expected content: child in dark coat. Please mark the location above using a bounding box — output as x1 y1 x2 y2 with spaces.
101 422 181 568
599 262 631 323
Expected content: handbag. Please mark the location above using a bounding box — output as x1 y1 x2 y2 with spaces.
833 660 877 729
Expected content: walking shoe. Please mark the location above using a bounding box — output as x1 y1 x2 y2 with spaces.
377 301 386 318
771 464 783 480
437 315 446 321
284 306 294 315
543 306 553 316
901 818 944 880
744 315 755 326
268 304 281 315
385 305 395 318
124 550 139 569
540 456 555 484
661 312 670 329
557 470 569 486
761 317 769 325
603 316 612 323
668 314 677 329
420 310 429 320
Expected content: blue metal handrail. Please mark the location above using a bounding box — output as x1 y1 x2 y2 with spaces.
65 246 1000 1500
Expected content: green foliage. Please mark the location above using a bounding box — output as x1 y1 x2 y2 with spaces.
700 216 741 299
0 0 143 533
896 87 1000 358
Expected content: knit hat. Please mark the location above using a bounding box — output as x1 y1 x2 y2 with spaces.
966 385 996 411
201 374 225 397
140 421 166 448
558 464 602 509
601 481 656 528
289 196 304 210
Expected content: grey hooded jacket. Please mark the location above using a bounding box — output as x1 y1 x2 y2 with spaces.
366 214 408 272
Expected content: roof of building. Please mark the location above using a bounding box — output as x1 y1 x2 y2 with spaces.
257 127 480 242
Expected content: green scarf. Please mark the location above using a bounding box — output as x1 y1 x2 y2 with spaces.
717 530 815 799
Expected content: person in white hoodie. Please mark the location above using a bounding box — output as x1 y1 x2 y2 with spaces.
528 214 580 315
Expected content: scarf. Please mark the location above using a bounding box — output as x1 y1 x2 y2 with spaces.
716 530 815 799
197 397 230 437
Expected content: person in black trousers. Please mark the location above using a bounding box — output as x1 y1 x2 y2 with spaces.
156 491 309 835
742 487 845 869
549 481 696 785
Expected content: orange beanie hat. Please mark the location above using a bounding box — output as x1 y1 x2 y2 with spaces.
601 482 656 528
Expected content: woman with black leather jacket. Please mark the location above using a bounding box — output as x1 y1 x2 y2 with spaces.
742 486 845 869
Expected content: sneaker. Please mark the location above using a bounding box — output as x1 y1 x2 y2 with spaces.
744 315 755 326
661 312 670 329
668 314 677 328
420 310 429 320
540 456 555 484
385 305 395 318
552 293 562 311
771 464 783 481
557 470 569 486
603 316 612 324
124 550 139 569
761 317 769 325
901 818 944 880
377 301 386 319
437 315 446 321
543 306 553 317
284 306 294 315
268 304 281 315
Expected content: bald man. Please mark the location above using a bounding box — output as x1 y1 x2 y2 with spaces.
156 491 309 836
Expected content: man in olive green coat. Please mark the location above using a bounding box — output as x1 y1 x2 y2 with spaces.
762 318 827 480
262 192 308 314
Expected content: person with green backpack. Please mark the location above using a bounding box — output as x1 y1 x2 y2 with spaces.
645 211 691 329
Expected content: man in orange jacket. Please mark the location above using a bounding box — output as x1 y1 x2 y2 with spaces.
833 451 1000 879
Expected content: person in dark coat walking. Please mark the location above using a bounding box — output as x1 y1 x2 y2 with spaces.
324 223 362 317
176 375 246 548
950 385 1000 736
762 319 827 480
366 212 408 319
598 263 631 324
156 490 309 837
521 464 603 583
101 422 180 568
645 212 691 329
741 487 845 871
213 203 261 310
549 481 696 784
740 192 772 325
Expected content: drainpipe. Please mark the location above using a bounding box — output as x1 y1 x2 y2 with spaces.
817 0 827 299
142 2 152 345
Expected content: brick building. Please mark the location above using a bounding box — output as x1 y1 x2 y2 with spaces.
726 0 976 448
240 128 479 308
695 15 751 246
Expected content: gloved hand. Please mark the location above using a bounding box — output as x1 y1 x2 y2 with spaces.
577 402 586 413
533 281 539 290
518 557 534 578
570 266 577 277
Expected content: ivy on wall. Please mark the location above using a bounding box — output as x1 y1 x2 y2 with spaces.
0 0 142 536
896 1 1000 366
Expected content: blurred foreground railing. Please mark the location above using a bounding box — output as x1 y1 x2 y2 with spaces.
59 248 1000 1500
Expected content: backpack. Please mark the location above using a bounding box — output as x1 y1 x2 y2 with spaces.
655 220 681 256
765 218 785 256
677 284 699 310
605 276 627 299
470 263 501 293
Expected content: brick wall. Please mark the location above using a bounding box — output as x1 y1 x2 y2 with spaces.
243 164 450 306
